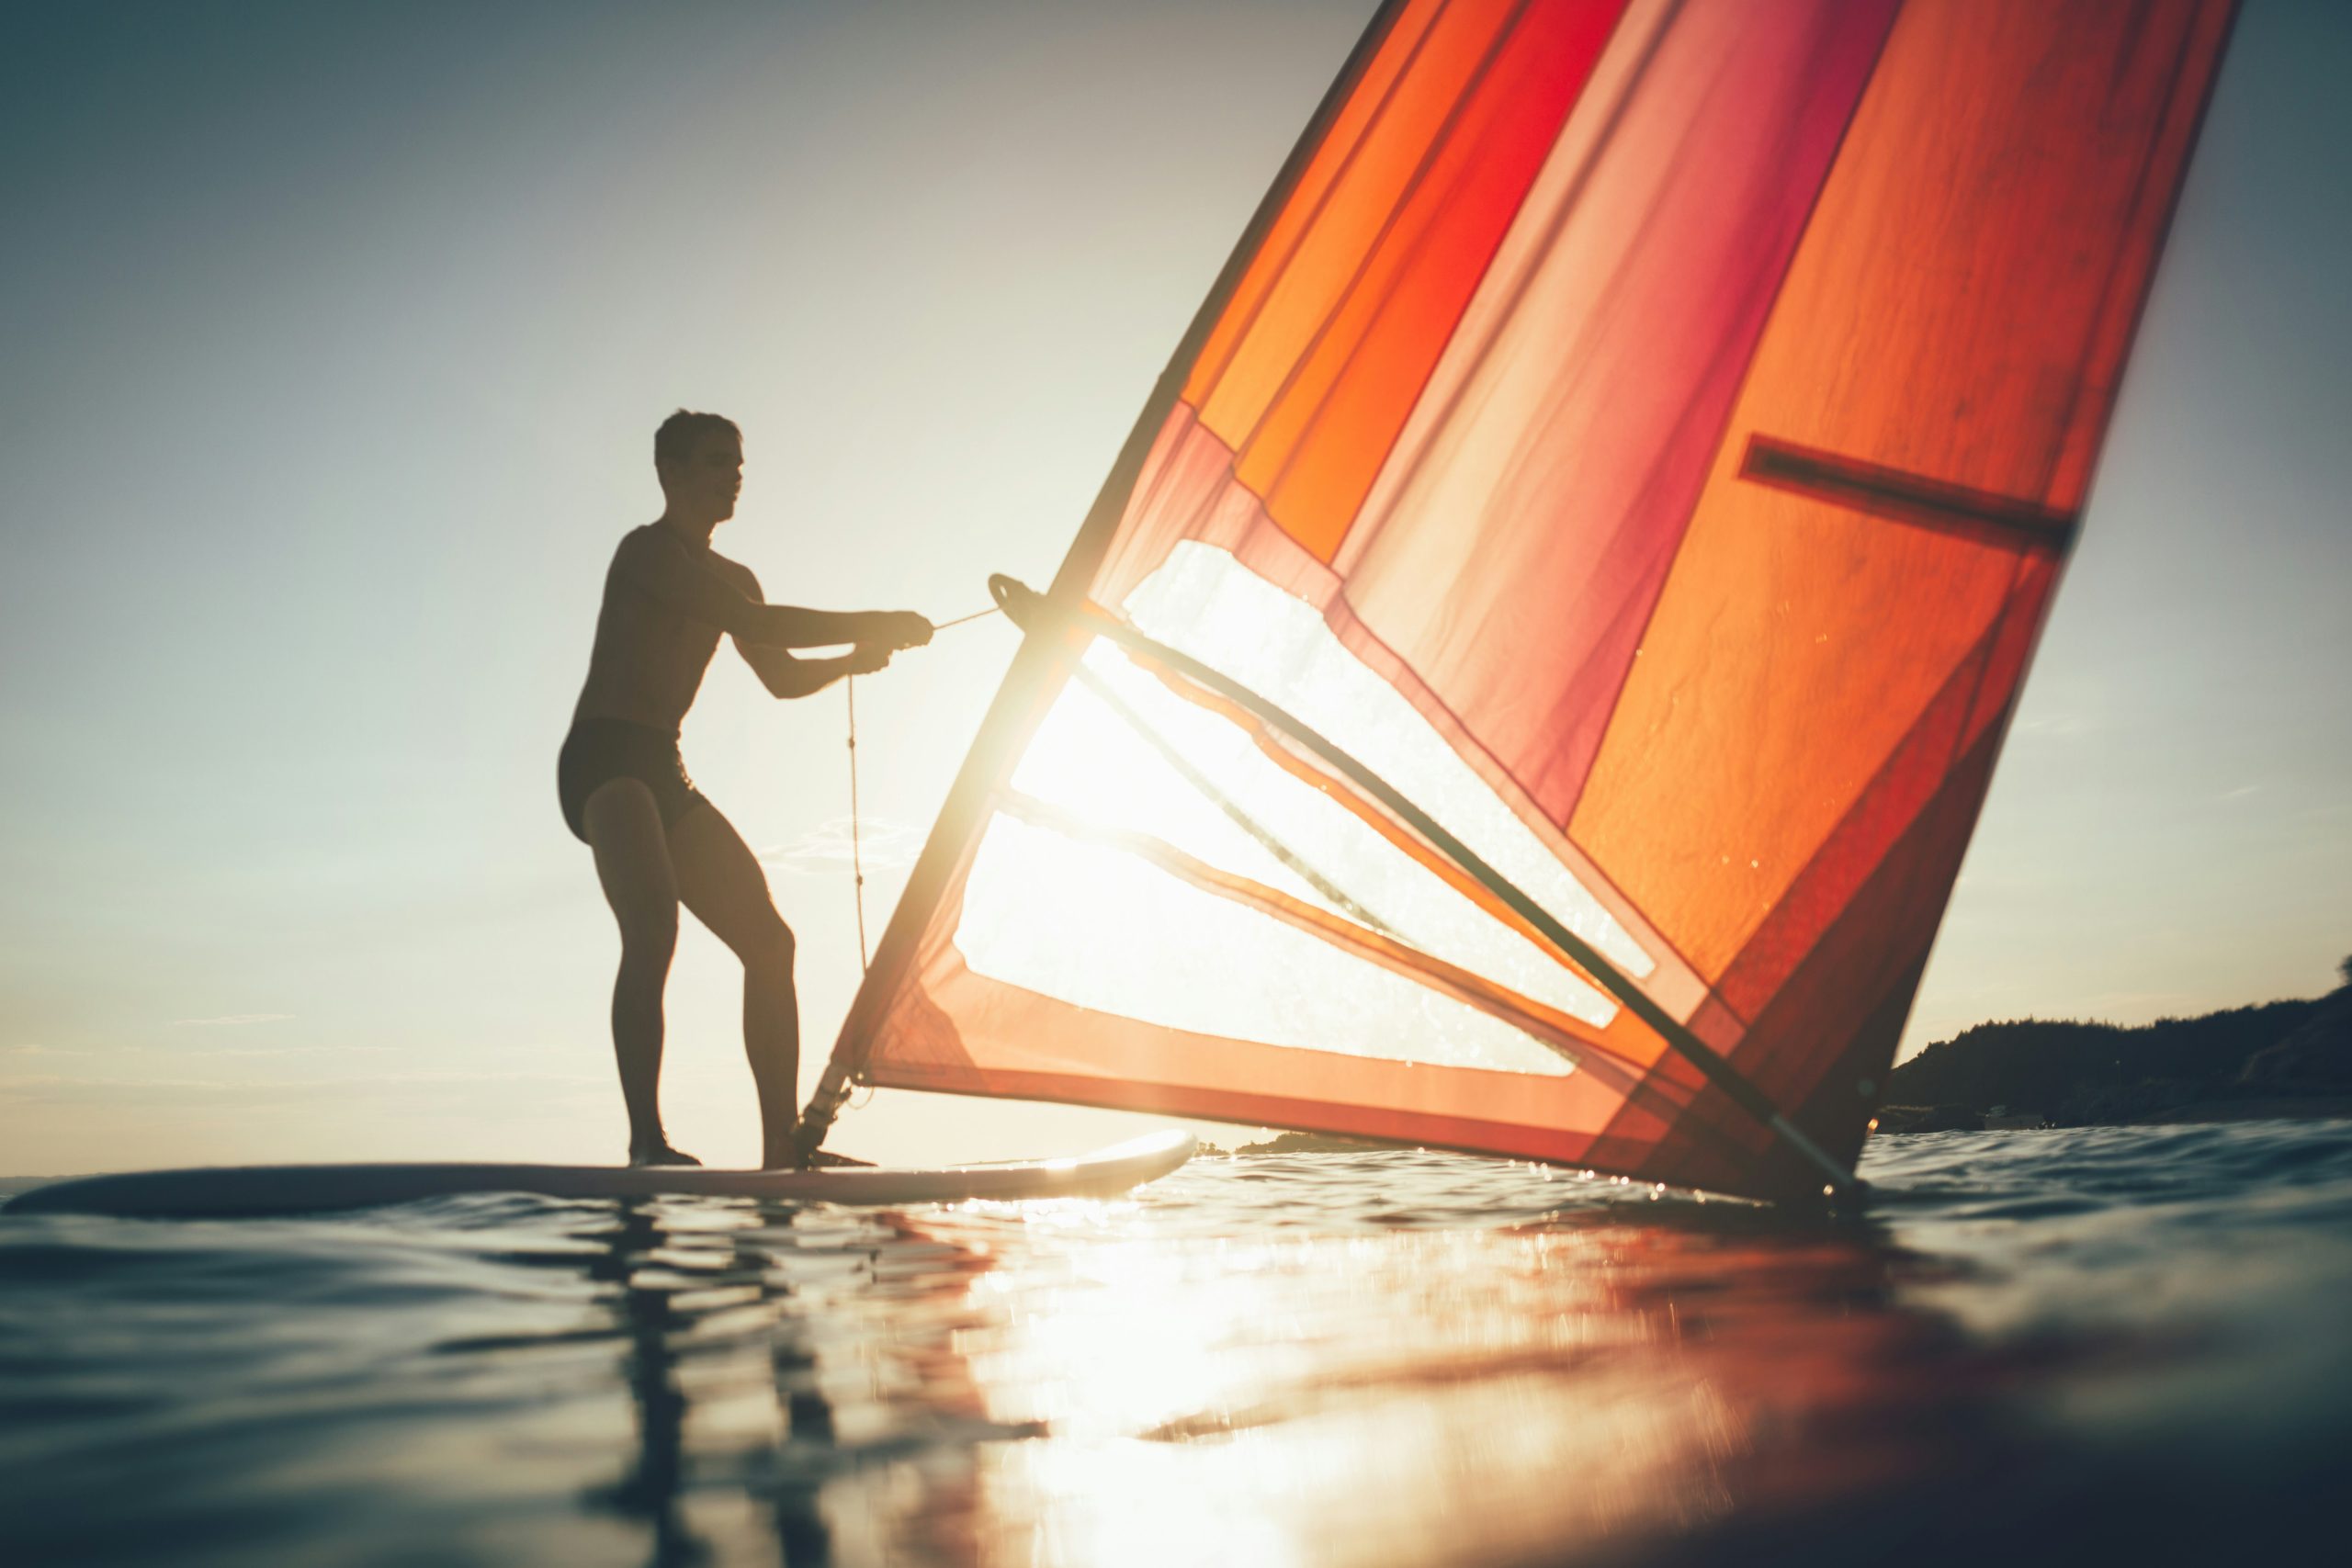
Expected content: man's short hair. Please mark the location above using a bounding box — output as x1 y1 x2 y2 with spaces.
654 410 741 473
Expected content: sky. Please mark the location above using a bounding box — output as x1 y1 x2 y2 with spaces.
1 1 2346 1177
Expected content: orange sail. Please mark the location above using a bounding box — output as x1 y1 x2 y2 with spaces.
805 0 2236 1201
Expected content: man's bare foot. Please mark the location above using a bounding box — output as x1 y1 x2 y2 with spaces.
803 1148 875 1169
628 1143 703 1168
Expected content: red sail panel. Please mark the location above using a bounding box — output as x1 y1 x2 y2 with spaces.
1570 0 2234 988
1230 0 1622 562
832 0 2234 1202
1335 0 1897 821
1190 0 1528 451
1566 0 2233 1175
1183 0 1449 418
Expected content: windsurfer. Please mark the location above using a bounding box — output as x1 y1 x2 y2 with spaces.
560 410 931 1168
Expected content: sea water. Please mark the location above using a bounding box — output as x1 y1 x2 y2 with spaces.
2 1120 2347 1567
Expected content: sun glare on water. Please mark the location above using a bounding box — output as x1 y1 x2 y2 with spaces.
885 1196 1763 1568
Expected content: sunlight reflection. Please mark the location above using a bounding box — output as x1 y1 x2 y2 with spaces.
786 1159 2023 1568
889 1204 1763 1568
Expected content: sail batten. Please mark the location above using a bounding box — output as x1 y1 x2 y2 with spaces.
1739 436 2081 552
804 0 2236 1201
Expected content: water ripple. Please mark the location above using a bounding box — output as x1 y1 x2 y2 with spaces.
2 1120 2348 1565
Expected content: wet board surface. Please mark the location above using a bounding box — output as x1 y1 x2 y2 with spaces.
4 1130 1196 1218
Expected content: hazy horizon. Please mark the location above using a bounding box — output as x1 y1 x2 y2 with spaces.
2 0 2346 1177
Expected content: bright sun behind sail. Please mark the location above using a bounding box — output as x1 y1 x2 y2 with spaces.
807 0 2237 1202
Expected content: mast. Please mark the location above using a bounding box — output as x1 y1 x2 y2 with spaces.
797 1 1418 1157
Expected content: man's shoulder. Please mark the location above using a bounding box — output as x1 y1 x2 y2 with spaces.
607 527 758 596
611 523 665 560
612 525 731 570
706 548 761 594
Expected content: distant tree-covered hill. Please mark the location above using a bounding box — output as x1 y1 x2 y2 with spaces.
1883 957 2352 1127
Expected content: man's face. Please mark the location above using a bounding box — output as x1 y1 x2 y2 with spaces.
664 431 743 524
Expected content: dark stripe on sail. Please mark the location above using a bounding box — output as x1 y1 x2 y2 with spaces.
1740 434 2078 552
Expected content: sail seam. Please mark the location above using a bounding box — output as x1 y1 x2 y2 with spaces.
1555 0 1902 833
1240 0 1538 504
1337 0 1681 577
1188 0 1449 402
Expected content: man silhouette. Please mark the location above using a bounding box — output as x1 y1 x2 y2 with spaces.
560 410 930 1168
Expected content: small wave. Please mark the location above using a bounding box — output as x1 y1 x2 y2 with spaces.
3 1122 2348 1564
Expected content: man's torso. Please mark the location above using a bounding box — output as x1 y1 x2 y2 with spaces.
571 525 755 733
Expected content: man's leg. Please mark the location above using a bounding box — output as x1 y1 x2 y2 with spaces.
581 780 690 1162
668 804 801 1168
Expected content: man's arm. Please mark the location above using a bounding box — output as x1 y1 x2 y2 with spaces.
738 642 894 700
623 529 932 650
707 556 906 698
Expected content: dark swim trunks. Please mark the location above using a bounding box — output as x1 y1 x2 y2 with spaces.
558 718 712 842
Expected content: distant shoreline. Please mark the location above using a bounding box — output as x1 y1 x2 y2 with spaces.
1878 975 2350 1134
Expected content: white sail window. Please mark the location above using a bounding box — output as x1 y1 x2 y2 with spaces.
1006 638 1615 1030
958 814 1576 1078
1124 542 1654 980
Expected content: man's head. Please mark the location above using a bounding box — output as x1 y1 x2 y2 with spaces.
653 410 743 526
